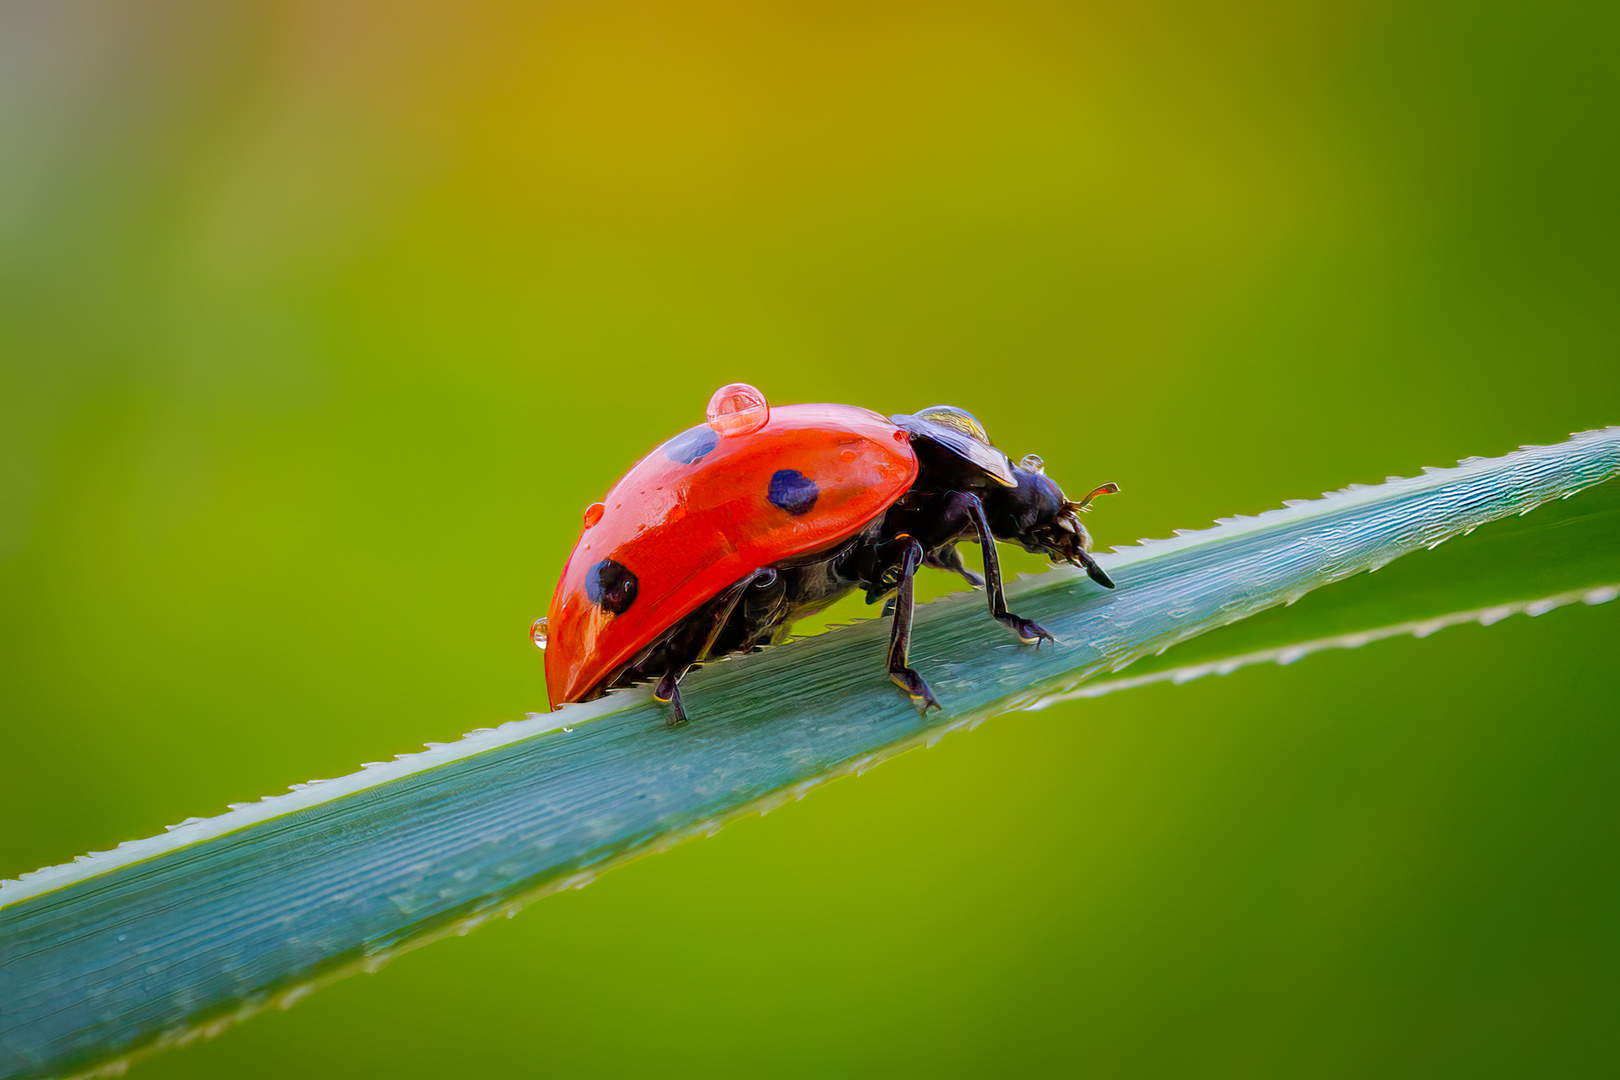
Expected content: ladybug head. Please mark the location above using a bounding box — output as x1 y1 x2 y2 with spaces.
984 455 1119 589
892 405 1119 589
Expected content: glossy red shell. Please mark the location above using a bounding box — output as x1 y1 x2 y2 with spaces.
545 403 919 706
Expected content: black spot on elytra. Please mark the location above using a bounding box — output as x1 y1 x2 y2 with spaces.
585 558 638 614
663 425 719 465
767 469 819 516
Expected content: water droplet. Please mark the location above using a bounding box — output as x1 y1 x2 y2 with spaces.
1020 453 1045 473
839 449 856 462
530 617 548 650
706 383 770 436
582 503 604 528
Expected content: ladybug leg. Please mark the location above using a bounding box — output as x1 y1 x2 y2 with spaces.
654 568 776 727
928 543 986 588
944 491 1056 647
653 670 690 726
884 535 942 713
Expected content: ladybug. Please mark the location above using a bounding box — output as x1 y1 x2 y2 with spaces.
537 384 1118 725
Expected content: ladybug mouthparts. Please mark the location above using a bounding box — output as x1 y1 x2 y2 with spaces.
1030 508 1093 562
1020 482 1121 588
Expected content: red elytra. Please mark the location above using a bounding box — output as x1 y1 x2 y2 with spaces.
544 403 919 706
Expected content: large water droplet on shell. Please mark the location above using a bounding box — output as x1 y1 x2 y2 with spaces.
530 617 549 650
706 383 769 437
582 502 604 528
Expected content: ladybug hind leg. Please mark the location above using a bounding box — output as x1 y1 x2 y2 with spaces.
653 669 690 726
655 568 777 727
883 535 942 713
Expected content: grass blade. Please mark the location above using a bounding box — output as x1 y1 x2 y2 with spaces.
1059 465 1620 702
1 428 1616 1080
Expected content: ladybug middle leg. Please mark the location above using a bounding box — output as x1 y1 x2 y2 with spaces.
926 541 985 588
932 491 1056 646
879 534 942 713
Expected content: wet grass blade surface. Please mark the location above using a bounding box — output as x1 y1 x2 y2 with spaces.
1 429 1616 1080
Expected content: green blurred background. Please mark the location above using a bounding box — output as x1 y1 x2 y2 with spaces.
2 1 1617 1076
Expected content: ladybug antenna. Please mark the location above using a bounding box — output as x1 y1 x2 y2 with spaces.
1067 482 1121 514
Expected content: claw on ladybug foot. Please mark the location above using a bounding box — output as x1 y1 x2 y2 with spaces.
1001 614 1055 647
655 672 689 726
890 669 941 713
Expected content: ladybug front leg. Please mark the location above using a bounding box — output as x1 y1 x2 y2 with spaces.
942 491 1055 647
883 535 942 713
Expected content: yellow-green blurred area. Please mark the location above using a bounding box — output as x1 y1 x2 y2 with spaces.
2 0 1617 1076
